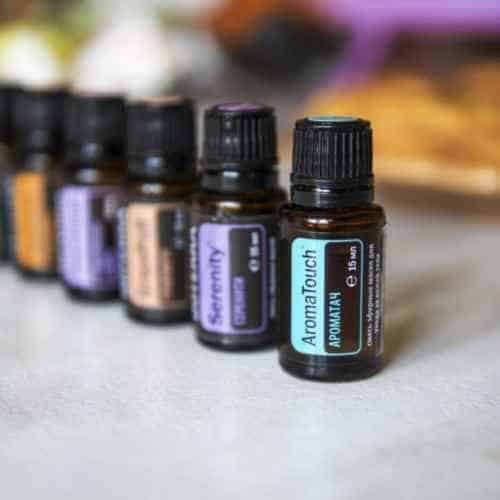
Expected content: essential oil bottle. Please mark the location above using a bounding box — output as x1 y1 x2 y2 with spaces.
120 97 197 323
12 88 66 278
191 103 286 350
57 93 126 300
0 84 17 261
279 116 386 381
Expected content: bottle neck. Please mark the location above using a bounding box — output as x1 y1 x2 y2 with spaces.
291 183 374 209
66 142 124 165
17 130 62 157
201 161 278 193
127 155 196 183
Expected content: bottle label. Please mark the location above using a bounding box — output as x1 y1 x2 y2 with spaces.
193 221 277 335
57 185 123 291
4 174 15 260
0 172 9 259
291 233 384 356
121 201 189 312
13 171 56 272
117 206 128 300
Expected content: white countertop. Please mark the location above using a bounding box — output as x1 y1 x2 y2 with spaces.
1 193 499 500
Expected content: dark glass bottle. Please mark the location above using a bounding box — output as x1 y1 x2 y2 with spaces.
279 116 386 381
12 87 67 278
0 84 18 261
191 103 286 350
120 97 197 324
57 93 126 301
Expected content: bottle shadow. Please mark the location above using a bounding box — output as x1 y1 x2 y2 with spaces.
383 266 472 366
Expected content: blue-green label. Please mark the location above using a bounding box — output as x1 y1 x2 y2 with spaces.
291 238 364 356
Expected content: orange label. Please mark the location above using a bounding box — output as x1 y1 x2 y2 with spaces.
13 171 55 272
126 202 189 311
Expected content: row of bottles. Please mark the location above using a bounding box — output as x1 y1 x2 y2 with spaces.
0 85 386 382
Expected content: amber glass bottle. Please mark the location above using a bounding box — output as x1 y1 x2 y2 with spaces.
279 117 386 381
191 103 286 350
57 93 126 300
12 88 66 278
120 97 197 324
0 84 18 261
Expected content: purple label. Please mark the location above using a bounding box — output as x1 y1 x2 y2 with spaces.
198 223 268 335
57 185 123 291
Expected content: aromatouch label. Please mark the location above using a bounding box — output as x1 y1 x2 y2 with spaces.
123 202 189 312
291 233 384 356
193 221 277 335
57 185 123 291
13 171 56 271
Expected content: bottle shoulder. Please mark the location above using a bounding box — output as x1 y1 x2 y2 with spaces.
280 202 386 233
62 159 125 186
15 152 61 173
126 180 198 202
193 187 286 215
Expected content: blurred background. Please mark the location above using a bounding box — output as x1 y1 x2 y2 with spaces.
1 0 499 200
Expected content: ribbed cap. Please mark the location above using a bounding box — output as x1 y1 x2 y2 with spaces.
66 93 125 158
128 97 195 159
292 116 373 206
202 102 277 169
293 116 372 185
127 97 196 181
14 87 67 154
0 84 19 145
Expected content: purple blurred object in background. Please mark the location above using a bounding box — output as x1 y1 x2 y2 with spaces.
311 0 500 88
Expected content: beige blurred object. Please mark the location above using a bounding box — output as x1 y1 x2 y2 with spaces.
0 0 34 21
307 63 500 197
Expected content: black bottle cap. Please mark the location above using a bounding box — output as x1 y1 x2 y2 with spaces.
66 92 126 161
14 87 67 155
127 97 196 181
201 102 278 191
291 116 373 207
0 84 19 146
